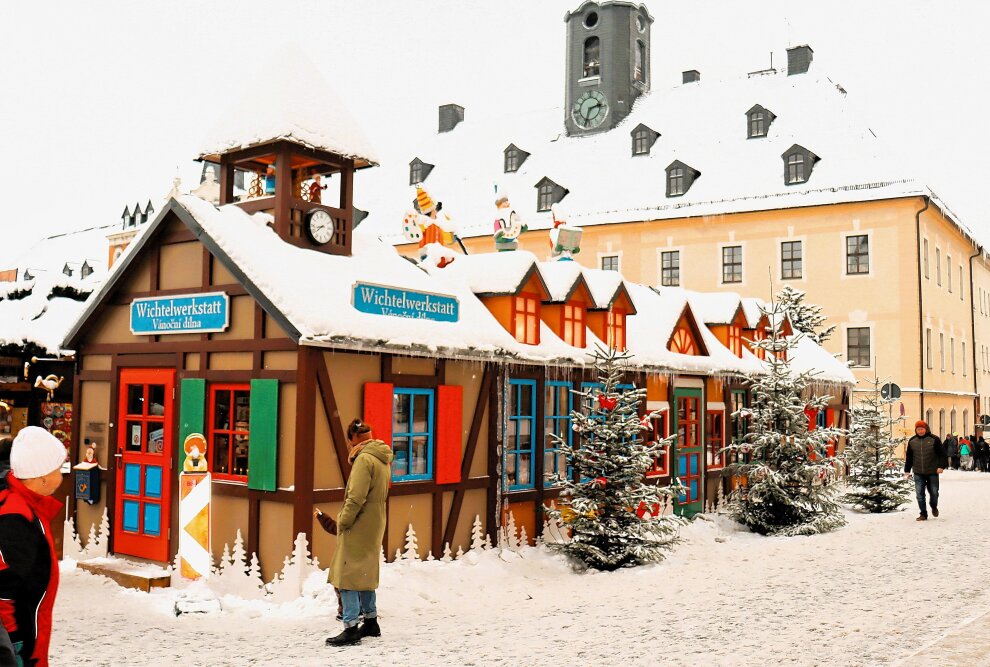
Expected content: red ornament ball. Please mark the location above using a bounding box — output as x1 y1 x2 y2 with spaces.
597 395 617 411
594 476 607 488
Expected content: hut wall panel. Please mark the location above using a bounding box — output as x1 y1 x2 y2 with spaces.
158 242 201 290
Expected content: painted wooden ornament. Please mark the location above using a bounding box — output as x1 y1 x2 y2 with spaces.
597 395 617 411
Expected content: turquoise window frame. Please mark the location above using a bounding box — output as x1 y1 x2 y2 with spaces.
544 381 573 487
507 379 537 491
391 388 435 482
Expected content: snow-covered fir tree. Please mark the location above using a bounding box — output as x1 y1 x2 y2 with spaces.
777 285 835 345
842 376 912 513
544 345 680 571
725 298 846 536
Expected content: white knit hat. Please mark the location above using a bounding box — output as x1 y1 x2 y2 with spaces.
10 426 67 479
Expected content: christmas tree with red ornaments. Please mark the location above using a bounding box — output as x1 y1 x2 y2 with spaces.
726 295 847 536
545 345 681 571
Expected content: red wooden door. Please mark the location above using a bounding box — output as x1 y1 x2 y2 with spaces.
114 368 175 562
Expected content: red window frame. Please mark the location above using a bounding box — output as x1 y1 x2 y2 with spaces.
646 413 669 477
562 303 586 347
706 410 725 469
728 326 742 357
512 293 540 345
208 383 251 482
606 308 627 351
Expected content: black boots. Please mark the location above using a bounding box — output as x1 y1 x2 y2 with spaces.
359 617 381 638
326 625 361 647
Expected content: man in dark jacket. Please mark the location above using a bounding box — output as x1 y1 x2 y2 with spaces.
976 436 990 473
905 420 947 521
944 432 959 470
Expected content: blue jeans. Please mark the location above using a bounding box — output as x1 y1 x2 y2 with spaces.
339 589 376 628
914 473 939 516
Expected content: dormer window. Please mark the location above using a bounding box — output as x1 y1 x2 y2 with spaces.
80 261 94 280
583 37 600 78
23 269 33 281
727 325 742 357
121 205 131 230
746 104 776 138
512 293 540 345
666 160 699 197
563 304 586 347
63 263 73 277
504 144 530 173
606 308 627 351
782 144 819 185
409 157 435 186
631 124 659 156
535 177 568 212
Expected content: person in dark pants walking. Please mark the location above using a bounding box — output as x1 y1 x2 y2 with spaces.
905 420 947 521
944 432 960 470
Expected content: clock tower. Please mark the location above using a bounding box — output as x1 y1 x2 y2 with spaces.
564 1 653 136
196 50 378 257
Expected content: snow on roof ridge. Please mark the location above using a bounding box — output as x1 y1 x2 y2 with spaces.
197 45 379 166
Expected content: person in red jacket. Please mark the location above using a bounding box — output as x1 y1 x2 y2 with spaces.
0 427 67 667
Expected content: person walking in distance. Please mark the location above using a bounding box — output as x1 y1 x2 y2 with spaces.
905 420 947 521
944 432 960 470
958 435 973 471
326 419 393 647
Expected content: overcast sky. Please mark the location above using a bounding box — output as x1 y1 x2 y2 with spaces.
1 0 987 266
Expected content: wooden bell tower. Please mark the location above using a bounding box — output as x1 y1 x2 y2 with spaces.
203 139 372 256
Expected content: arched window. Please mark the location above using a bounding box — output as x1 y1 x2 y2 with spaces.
926 409 933 432
583 37 600 78
669 328 698 355
951 408 957 434
963 409 969 434
939 409 946 439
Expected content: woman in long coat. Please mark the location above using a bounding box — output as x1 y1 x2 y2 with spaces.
326 420 392 647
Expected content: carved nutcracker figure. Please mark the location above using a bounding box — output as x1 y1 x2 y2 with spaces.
494 195 527 252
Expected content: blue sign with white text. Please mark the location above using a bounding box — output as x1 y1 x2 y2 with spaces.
352 282 459 322
130 292 230 335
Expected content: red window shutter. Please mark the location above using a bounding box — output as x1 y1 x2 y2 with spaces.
825 409 836 456
805 407 818 431
436 385 463 484
363 383 394 446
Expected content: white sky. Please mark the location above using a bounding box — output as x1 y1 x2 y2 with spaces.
1 0 987 265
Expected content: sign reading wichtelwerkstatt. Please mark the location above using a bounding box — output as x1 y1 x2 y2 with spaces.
352 282 459 322
130 292 230 335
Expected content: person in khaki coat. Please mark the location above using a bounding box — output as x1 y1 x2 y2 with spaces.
326 420 393 648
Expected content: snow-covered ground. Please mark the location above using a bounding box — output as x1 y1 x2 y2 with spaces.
53 470 990 666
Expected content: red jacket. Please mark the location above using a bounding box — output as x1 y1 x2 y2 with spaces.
0 474 62 667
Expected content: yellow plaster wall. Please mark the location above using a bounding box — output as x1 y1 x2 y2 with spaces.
264 351 297 370
209 352 253 370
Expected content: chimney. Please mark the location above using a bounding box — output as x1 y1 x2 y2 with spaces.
786 45 813 75
438 104 465 133
682 70 700 84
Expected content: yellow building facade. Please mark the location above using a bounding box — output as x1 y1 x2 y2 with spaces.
447 194 988 442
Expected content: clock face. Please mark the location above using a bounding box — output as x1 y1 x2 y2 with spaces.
572 90 609 129
307 209 335 245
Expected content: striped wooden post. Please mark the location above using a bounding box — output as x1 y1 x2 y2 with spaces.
179 471 212 579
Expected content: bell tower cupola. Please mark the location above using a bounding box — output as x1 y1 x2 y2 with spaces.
564 2 653 136
196 49 379 257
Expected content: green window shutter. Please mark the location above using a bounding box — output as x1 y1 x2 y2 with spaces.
178 378 206 471
248 379 279 491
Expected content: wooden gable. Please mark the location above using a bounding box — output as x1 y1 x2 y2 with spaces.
666 305 708 356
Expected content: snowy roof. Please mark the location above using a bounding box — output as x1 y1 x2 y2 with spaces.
788 333 855 386
678 289 745 326
3 224 115 284
423 251 545 297
63 196 852 385
536 261 589 303
740 297 766 329
197 47 379 168
582 268 631 312
359 68 972 244
0 274 98 354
